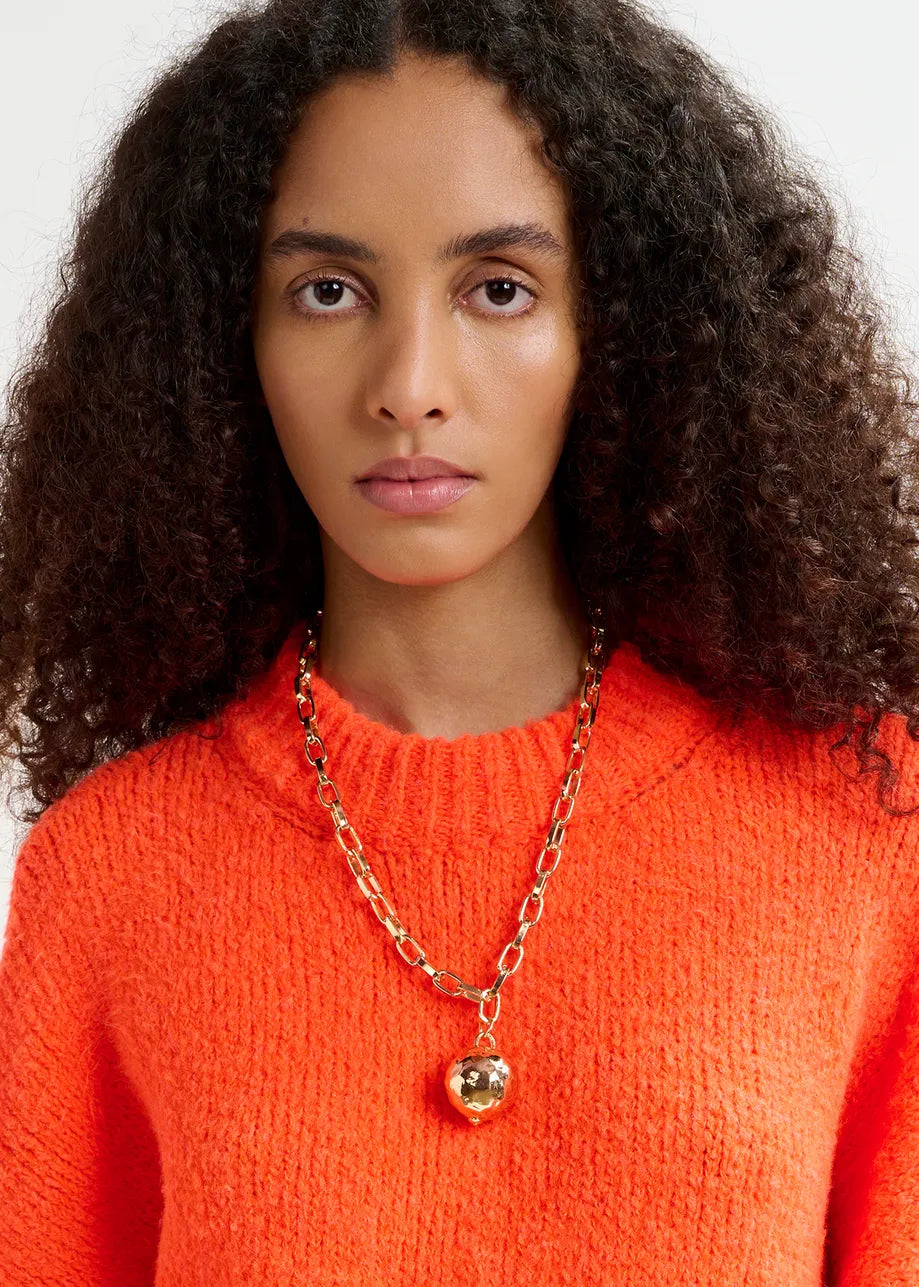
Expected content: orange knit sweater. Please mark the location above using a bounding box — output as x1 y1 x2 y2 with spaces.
2 619 919 1286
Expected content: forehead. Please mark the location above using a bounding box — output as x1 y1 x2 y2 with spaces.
258 54 574 259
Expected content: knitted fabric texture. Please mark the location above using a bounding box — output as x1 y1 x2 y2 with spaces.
1 619 918 1286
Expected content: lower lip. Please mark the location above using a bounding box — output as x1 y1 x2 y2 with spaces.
355 475 476 514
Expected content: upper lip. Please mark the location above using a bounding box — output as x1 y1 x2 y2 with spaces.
356 455 476 482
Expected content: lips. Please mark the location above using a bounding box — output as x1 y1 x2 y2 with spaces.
357 455 474 482
355 475 477 514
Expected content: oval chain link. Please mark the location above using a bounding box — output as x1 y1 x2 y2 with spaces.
294 603 607 1048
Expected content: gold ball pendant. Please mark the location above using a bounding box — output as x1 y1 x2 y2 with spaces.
444 1045 516 1124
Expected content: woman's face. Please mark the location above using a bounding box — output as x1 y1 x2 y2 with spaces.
251 50 582 588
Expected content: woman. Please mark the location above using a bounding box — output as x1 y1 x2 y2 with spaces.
1 0 917 1282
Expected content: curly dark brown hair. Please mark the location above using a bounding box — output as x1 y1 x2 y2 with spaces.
3 0 918 825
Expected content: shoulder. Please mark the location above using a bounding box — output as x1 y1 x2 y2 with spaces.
14 711 236 897
708 701 919 890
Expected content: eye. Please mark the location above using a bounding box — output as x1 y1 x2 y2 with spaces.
466 275 537 316
292 276 364 317
289 271 539 321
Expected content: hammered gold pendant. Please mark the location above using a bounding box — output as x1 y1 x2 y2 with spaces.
444 1044 516 1124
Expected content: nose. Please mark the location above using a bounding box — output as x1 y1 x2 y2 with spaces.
363 301 460 430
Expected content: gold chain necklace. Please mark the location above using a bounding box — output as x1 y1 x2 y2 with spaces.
294 600 608 1124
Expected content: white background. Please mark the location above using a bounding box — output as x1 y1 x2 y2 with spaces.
2 0 917 933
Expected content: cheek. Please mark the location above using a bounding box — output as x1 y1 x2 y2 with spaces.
481 313 581 412
481 333 579 452
252 356 331 488
493 387 578 504
258 337 331 411
256 352 349 470
467 322 578 420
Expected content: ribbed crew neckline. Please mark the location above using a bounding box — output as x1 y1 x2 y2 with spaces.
217 618 724 844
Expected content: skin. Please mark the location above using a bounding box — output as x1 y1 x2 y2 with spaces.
251 50 592 738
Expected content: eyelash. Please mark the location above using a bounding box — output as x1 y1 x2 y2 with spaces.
288 271 539 323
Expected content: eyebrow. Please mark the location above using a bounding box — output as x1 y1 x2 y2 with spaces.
264 220 568 268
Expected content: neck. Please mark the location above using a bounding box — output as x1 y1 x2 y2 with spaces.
314 508 592 740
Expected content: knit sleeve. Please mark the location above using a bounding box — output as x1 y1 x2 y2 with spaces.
822 954 919 1285
0 814 163 1286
